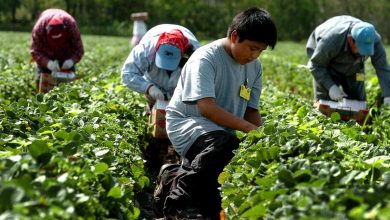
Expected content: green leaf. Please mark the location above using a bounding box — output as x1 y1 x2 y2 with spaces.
296 106 308 118
138 176 150 189
308 178 327 188
0 151 16 157
348 204 369 219
57 173 68 183
255 176 277 189
54 130 69 140
85 124 94 134
260 190 285 201
37 126 54 135
269 146 280 159
131 165 144 178
241 203 266 218
76 193 90 204
296 196 313 208
293 169 312 183
330 112 341 122
340 170 360 185
221 183 238 196
218 171 229 184
28 140 50 159
9 138 31 147
93 162 109 174
278 168 295 188
95 149 110 157
365 156 390 168
62 141 78 156
0 186 25 209
108 186 123 199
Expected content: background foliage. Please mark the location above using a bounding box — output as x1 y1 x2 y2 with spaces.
1 0 390 41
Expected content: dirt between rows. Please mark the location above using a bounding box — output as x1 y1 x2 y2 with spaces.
136 139 180 220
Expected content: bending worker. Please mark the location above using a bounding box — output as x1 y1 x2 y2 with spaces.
306 15 390 105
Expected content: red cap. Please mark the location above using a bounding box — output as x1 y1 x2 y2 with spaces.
48 17 64 26
155 29 188 56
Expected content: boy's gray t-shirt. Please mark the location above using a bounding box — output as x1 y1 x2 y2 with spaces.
166 39 262 157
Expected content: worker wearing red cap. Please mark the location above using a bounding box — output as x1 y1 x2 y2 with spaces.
121 24 200 112
31 8 84 90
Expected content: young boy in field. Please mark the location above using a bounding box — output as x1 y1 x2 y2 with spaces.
159 7 277 219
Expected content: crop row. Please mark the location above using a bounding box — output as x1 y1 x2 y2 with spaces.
0 32 151 219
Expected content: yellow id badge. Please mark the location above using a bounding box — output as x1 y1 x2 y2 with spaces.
240 84 251 101
356 73 365 81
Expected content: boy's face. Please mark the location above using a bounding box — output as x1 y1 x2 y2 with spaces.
230 30 267 65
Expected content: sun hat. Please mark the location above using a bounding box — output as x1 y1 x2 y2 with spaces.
351 22 376 56
155 29 188 71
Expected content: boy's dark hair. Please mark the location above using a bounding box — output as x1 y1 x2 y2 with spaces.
227 7 277 49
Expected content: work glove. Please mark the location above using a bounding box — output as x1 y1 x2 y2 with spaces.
384 97 390 106
147 85 165 100
329 85 347 101
47 60 60 72
62 59 74 70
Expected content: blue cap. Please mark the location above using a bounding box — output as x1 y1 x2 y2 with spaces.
351 22 376 56
155 44 182 71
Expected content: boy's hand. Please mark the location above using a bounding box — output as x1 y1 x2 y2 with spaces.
245 124 259 133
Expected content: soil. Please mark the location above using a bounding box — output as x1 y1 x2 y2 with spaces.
136 138 180 219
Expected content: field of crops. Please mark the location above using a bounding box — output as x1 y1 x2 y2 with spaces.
1 31 390 219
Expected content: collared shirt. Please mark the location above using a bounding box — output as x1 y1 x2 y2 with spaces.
121 24 200 96
306 15 390 97
31 9 84 67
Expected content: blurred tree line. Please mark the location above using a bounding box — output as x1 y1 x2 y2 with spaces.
1 0 390 42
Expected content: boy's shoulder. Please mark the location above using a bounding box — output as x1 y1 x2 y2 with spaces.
196 39 222 51
190 39 224 59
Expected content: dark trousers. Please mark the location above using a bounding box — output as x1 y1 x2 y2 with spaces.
163 131 240 219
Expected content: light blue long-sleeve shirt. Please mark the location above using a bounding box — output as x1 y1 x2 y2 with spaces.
121 24 200 97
